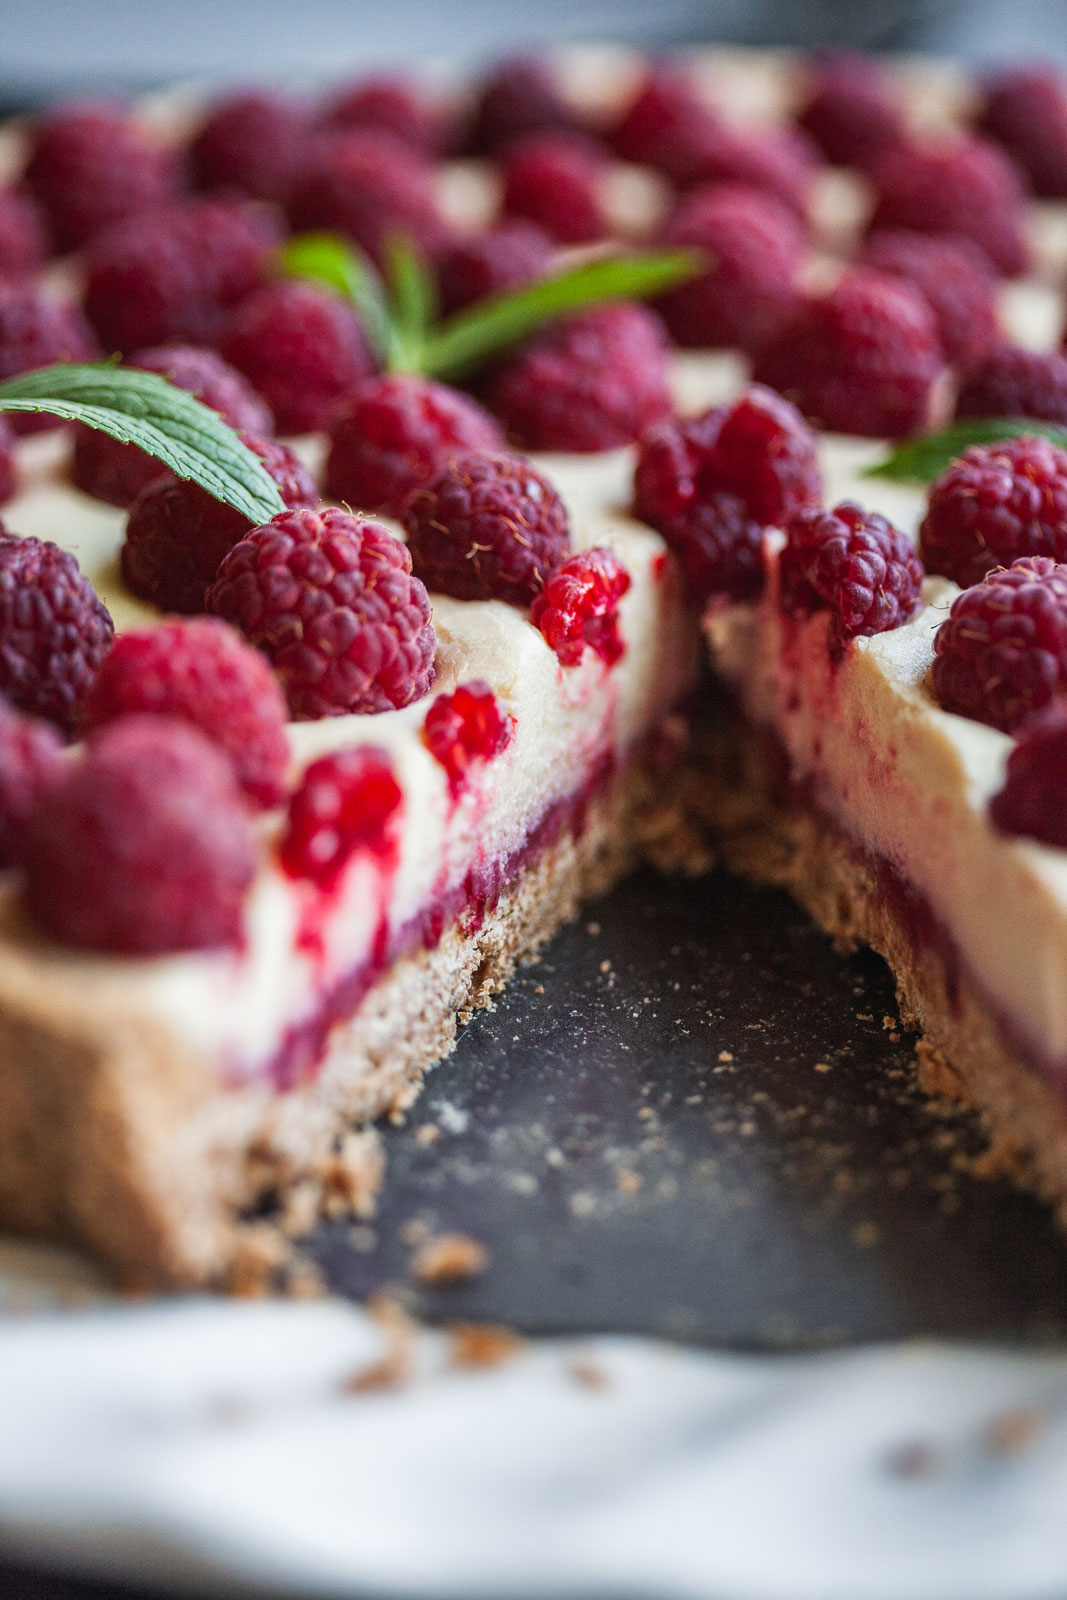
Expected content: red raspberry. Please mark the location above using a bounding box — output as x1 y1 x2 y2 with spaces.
21 715 257 955
23 101 181 253
324 374 503 518
501 133 606 245
932 556 1067 731
190 90 310 202
977 65 1067 200
435 220 553 317
795 50 906 171
319 74 448 155
671 121 819 218
122 435 317 614
779 501 924 649
206 507 435 720
989 705 1067 848
868 136 1029 278
0 533 113 734
286 131 449 269
422 681 514 795
84 197 278 355
486 302 672 452
705 386 821 524
0 282 98 434
220 280 374 436
955 345 1067 427
85 618 290 809
920 436 1067 589
608 63 715 170
859 229 997 374
0 697 64 867
530 547 631 667
0 188 49 278
655 183 806 352
467 57 576 155
281 746 401 887
753 267 942 438
72 344 272 509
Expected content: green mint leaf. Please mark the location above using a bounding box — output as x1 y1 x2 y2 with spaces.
421 249 705 380
0 364 285 522
865 418 1067 482
383 232 435 373
279 231 395 367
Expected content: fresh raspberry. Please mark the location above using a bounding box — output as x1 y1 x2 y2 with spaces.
20 715 257 955
779 501 924 649
530 547 631 667
72 344 272 509
404 451 570 605
220 280 374 435
466 57 576 155
280 746 401 887
0 282 98 434
0 697 64 867
84 196 278 355
0 188 49 278
867 136 1030 278
977 65 1067 200
486 302 672 452
753 267 942 438
122 435 317 614
324 374 503 518
670 120 819 218
608 63 715 170
655 183 806 351
932 557 1067 731
501 133 606 244
989 706 1067 848
0 533 113 734
919 435 1067 589
435 220 553 316
704 385 822 523
23 101 181 253
0 419 16 507
286 131 449 269
190 90 310 202
795 50 906 171
422 681 514 795
318 74 448 155
206 507 436 720
955 345 1067 426
859 229 998 373
85 618 290 809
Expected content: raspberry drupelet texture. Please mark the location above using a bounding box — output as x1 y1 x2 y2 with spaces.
955 345 1067 426
990 705 1067 848
0 282 98 433
779 501 924 650
706 386 822 524
435 221 553 316
867 136 1030 278
0 533 114 734
795 50 906 171
403 451 571 605
0 697 64 868
859 229 998 374
920 436 1067 589
122 435 317 614
206 507 436 720
72 343 272 509
221 280 375 435
977 65 1067 200
281 746 402 887
466 57 577 155
501 133 606 245
422 681 514 796
319 73 448 155
932 556 1067 731
190 90 310 202
85 618 290 809
753 267 942 438
531 547 631 667
20 715 257 956
286 130 449 268
486 302 672 452
0 188 49 279
324 374 504 518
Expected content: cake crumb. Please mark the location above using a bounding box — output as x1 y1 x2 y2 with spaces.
814 1060 832 1074
228 1222 289 1297
986 1407 1043 1455
853 1221 879 1249
343 1292 416 1394
411 1231 490 1284
617 1168 643 1194
284 1259 327 1299
317 1129 385 1221
717 1049 734 1063
916 1039 965 1102
569 1357 610 1390
449 1322 524 1369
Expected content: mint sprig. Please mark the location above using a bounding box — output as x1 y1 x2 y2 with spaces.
0 363 285 521
866 418 1067 483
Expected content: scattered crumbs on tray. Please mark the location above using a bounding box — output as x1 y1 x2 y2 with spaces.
411 1232 490 1285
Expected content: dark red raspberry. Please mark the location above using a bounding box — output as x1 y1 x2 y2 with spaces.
779 501 924 649
955 345 1067 427
867 136 1029 278
977 65 1067 200
0 533 113 734
0 188 49 278
486 302 672 452
281 746 401 887
0 282 98 434
932 557 1067 731
23 101 181 253
466 57 576 156
989 705 1067 848
435 220 553 317
85 618 290 809
795 50 906 171
0 697 64 867
0 419 16 507
84 197 278 355
404 451 570 605
753 267 942 438
422 681 514 795
72 344 272 509
608 62 715 170
190 89 310 202
206 507 436 720
656 490 765 606
286 131 449 269
859 229 998 374
531 547 631 667
671 120 819 218
704 385 821 524
655 183 805 351
122 435 317 614
501 133 606 245
220 280 374 435
21 715 257 955
318 74 448 155
920 436 1067 589
324 374 503 518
